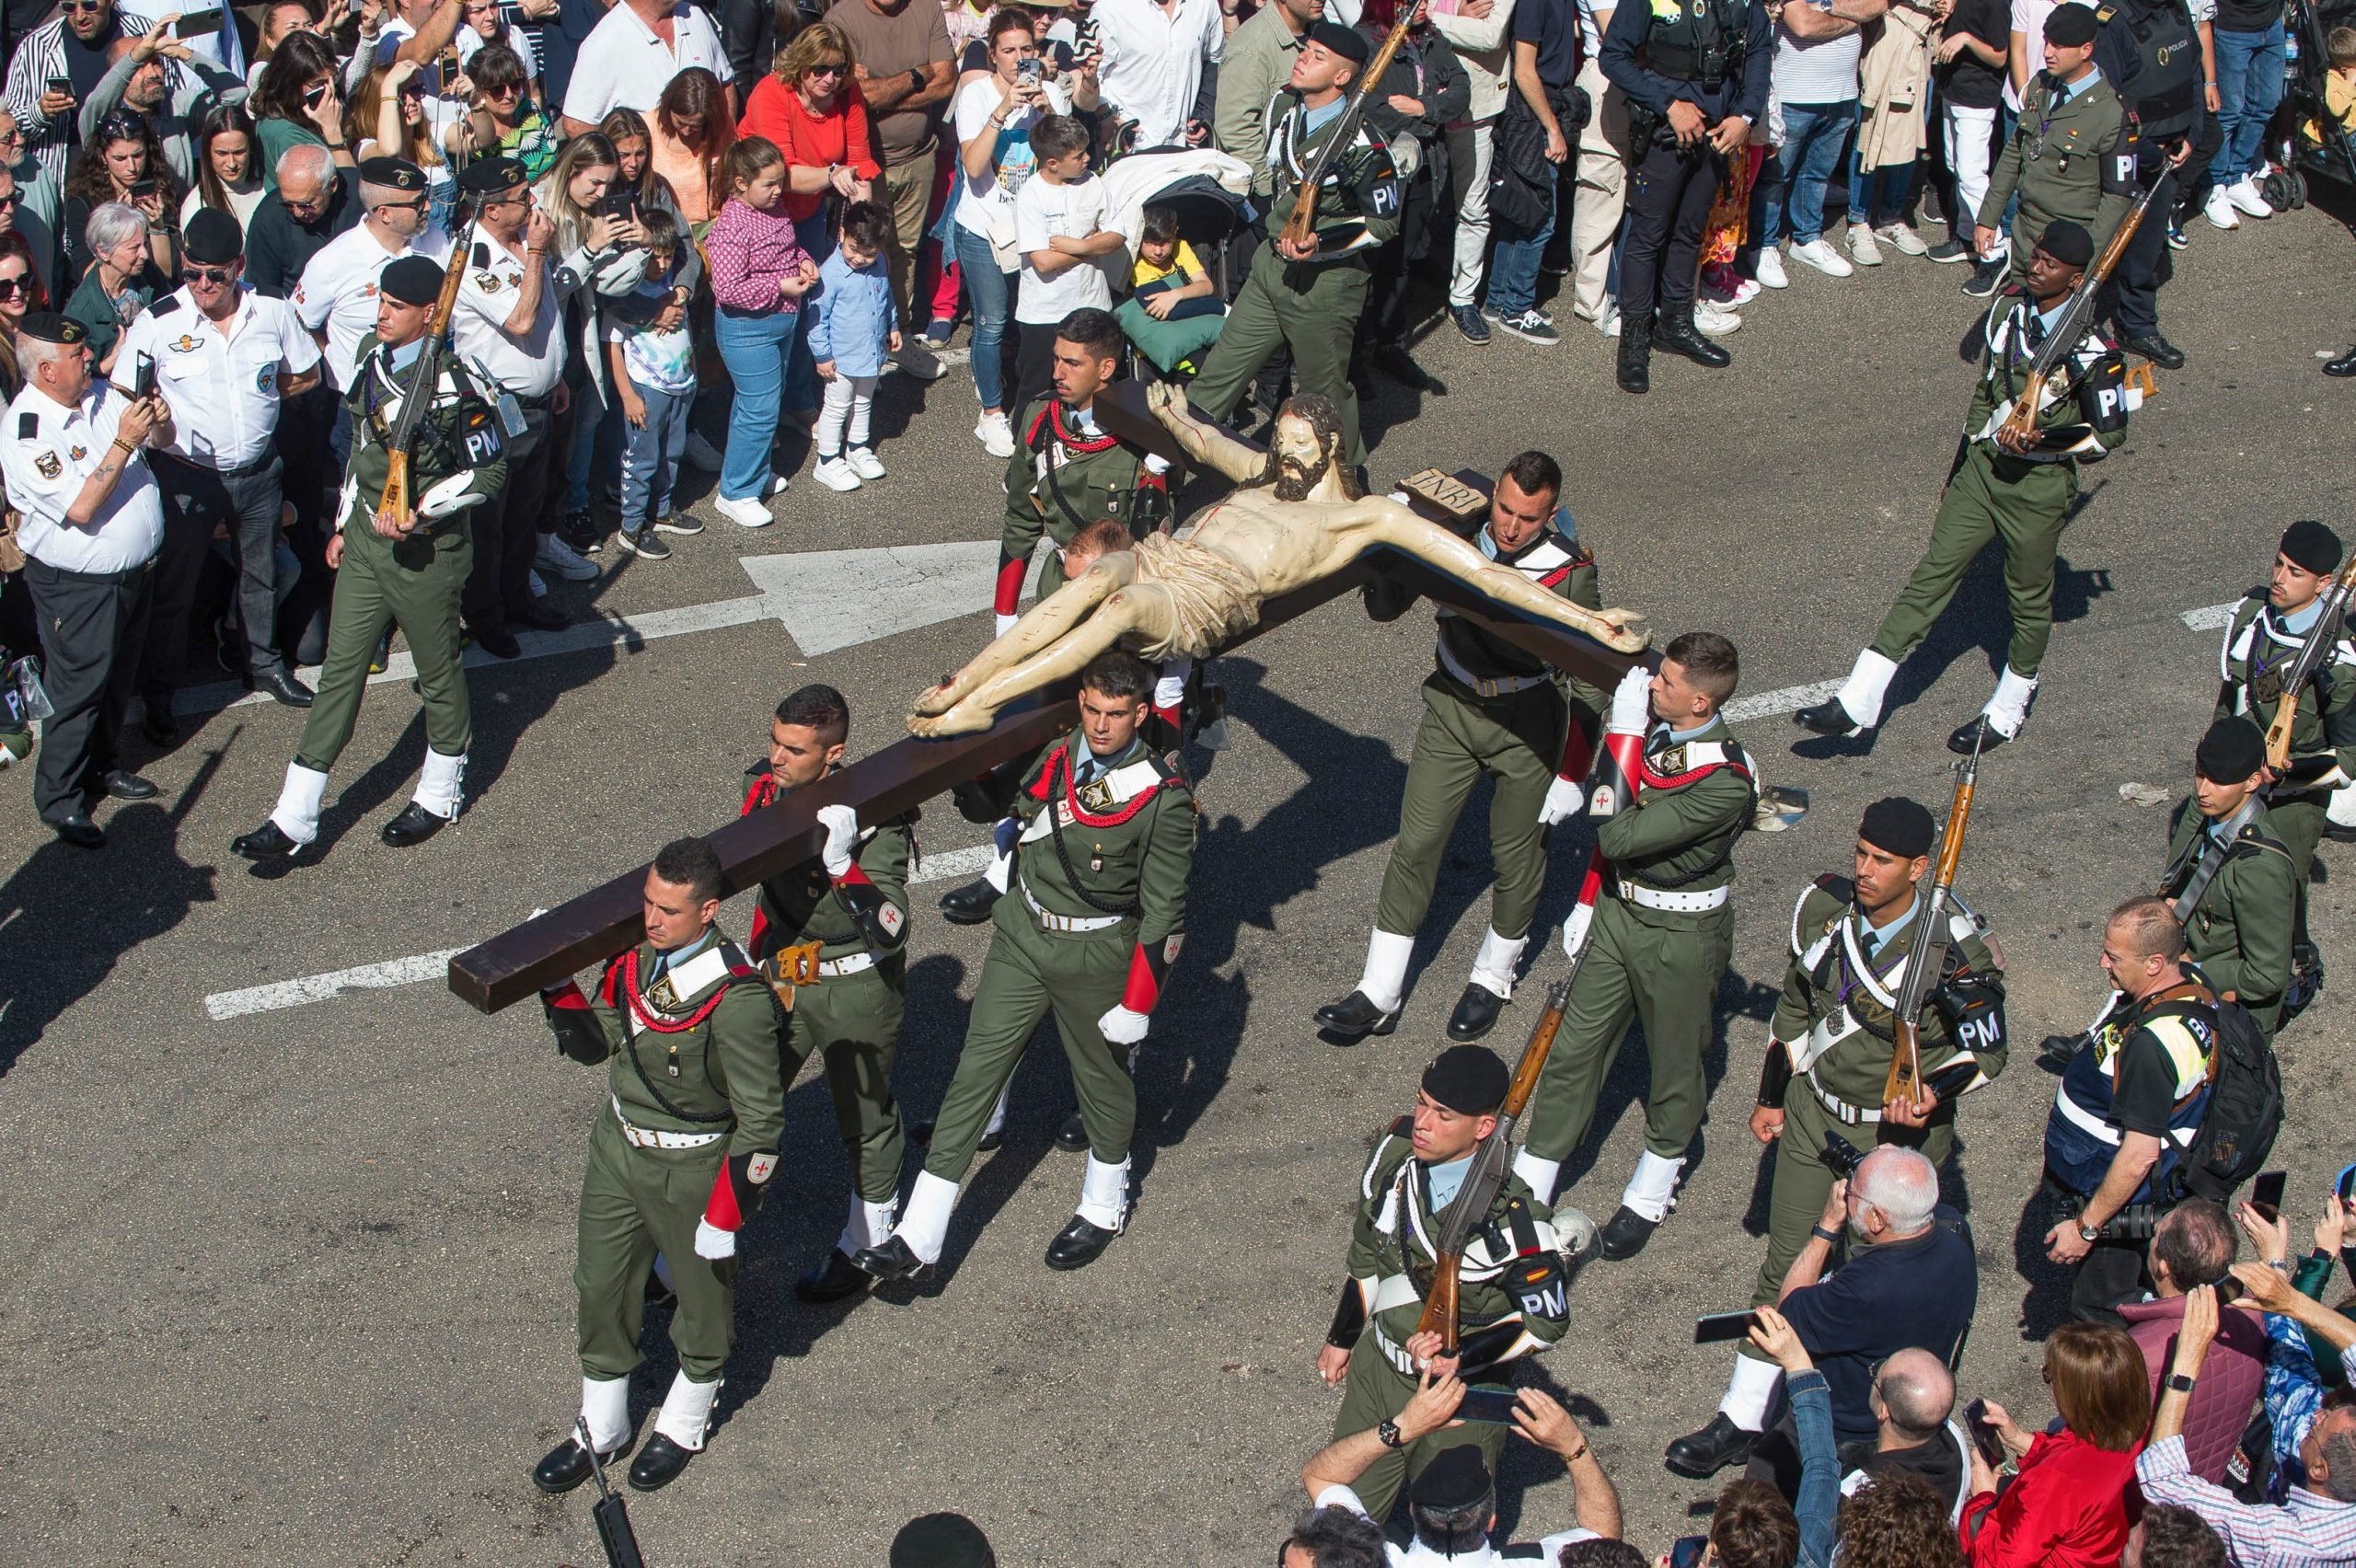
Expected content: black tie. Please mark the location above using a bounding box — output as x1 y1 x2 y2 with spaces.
1646 726 1671 759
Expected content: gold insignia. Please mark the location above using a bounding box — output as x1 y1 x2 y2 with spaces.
473 270 506 293
67 445 86 460
33 450 59 478
167 334 202 353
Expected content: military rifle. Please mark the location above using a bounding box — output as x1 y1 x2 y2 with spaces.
375 129 478 528
1882 718 1988 1108
575 1418 648 1568
1993 175 2165 451
1277 3 1416 255
2262 553 2356 777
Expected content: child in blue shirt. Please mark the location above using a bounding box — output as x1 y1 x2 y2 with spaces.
806 202 900 493
605 208 702 559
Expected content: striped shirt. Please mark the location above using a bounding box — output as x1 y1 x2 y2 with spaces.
2138 1402 2356 1568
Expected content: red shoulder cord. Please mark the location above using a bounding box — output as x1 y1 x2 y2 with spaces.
612 948 738 1034
1049 745 1172 829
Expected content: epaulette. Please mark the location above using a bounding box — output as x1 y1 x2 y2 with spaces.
149 294 182 317
1386 1114 1412 1139
472 241 491 269
15 411 36 440
1813 871 1857 904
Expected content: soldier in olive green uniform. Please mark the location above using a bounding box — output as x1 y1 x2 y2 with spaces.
991 308 1169 635
1515 636 1758 1262
1799 222 2135 754
531 839 788 1496
2215 521 2356 882
1976 4 2142 282
735 685 918 1303
232 256 509 861
1318 1045 1581 1521
1669 798 2008 1477
1316 452 1606 1046
2165 719 2300 1036
858 651 1195 1281
1190 23 1402 468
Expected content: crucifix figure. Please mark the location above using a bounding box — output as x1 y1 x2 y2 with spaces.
907 386 1650 736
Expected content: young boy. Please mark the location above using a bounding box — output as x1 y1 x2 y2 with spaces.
1011 114 1122 409
606 208 703 559
808 202 903 492
2320 27 2356 136
1114 202 1225 375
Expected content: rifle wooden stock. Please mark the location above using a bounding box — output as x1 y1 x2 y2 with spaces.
1279 7 1416 252
1996 180 2159 450
1881 742 1983 1107
375 225 471 525
2264 558 2356 773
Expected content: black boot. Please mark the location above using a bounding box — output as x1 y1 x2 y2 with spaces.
627 1433 695 1491
380 801 452 847
938 877 1002 925
1055 1112 1090 1152
1313 989 1402 1040
1666 1412 1758 1479
2325 345 2356 378
1598 1205 1660 1260
1651 302 1732 368
1792 698 1865 738
851 1235 932 1284
231 821 299 860
2121 332 2186 370
1445 984 1505 1042
1616 312 1653 394
796 1249 872 1303
534 1434 630 1495
1045 1215 1121 1270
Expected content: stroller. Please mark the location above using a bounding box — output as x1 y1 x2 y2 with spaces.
2259 0 2356 213
1097 156 1252 383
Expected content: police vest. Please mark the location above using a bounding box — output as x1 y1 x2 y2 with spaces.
1645 0 1750 86
2097 0 2200 137
2045 986 2215 1201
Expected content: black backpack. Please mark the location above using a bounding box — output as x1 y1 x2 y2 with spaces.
2165 997 2284 1204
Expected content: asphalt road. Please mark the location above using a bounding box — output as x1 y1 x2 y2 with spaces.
3 204 2352 1568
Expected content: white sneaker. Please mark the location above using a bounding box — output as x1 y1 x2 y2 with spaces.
847 446 887 480
975 411 1015 458
1788 238 1854 277
527 569 548 598
1847 224 1884 265
1711 272 1761 306
1594 301 1622 339
1754 249 1789 289
763 472 791 497
811 456 861 492
533 533 599 582
684 431 723 472
2204 188 2243 229
1693 298 1743 335
715 494 773 528
1877 221 1929 257
2225 177 2272 218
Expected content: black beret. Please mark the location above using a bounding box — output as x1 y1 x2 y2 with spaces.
183 206 243 266
2036 218 2095 267
456 155 528 196
1859 797 1936 859
20 311 87 346
2281 519 2342 577
356 155 427 192
2195 717 2266 783
1422 1044 1511 1116
1309 20 1370 63
379 255 445 306
1409 1445 1493 1513
2043 3 2097 44
889 1514 995 1568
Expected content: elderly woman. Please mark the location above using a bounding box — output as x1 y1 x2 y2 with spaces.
1958 1322 2148 1568
63 202 169 375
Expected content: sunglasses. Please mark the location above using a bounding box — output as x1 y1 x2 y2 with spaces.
482 80 523 98
0 190 18 209
98 112 144 142
181 264 234 285
60 0 104 12
805 63 847 78
0 276 32 299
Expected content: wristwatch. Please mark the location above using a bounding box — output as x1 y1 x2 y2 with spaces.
907 65 924 93
2077 1222 2102 1243
2165 1372 2198 1393
1809 1225 1842 1246
1377 1418 1405 1449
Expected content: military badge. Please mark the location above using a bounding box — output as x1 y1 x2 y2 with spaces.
473 271 506 293
33 450 59 478
68 445 86 460
167 334 202 353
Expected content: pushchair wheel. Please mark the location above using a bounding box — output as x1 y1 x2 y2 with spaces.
2261 170 2300 212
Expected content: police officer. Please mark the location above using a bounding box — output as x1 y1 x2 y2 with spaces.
1800 221 2136 751
1188 23 1402 468
2163 719 2300 1035
1599 0 1771 395
120 208 322 713
449 155 570 661
2093 0 2213 367
0 313 171 848
293 157 450 401
2215 520 2356 881
1973 6 2142 282
1315 451 1607 1045
2040 896 2218 1324
987 306 1169 638
1669 797 2008 1478
1316 1044 1580 1522
230 254 508 859
1514 633 1757 1260
857 651 1194 1280
735 683 918 1303
532 838 788 1494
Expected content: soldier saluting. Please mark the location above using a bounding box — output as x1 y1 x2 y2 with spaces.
532 839 788 1495
2215 520 2356 881
1667 798 2008 1480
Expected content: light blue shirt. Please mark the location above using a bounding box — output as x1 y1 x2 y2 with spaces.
2280 597 2327 636
2054 64 2104 103
806 249 896 380
647 927 715 984
1862 892 1919 962
1425 1153 1473 1214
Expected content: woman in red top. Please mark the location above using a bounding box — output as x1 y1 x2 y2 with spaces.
1959 1322 2150 1568
739 23 880 243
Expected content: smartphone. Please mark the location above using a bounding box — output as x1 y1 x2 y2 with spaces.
133 352 156 401
130 176 158 199
2214 1274 2246 1307
303 80 330 110
1963 1398 2007 1467
1017 56 1043 86
1694 1309 1759 1344
1455 1387 1520 1424
601 189 638 222
1669 1536 1708 1568
2336 1163 2356 1205
2252 1170 2289 1224
1821 1130 1865 1181
172 8 222 35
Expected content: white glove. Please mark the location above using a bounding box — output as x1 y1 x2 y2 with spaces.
1097 1004 1150 1045
1560 900 1595 959
1607 665 1653 737
692 1216 735 1261
995 612 1020 638
1539 776 1587 825
817 802 859 877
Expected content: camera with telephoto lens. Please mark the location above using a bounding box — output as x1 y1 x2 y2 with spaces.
1822 1130 1866 1181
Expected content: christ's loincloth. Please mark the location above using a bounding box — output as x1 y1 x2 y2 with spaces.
1127 531 1265 659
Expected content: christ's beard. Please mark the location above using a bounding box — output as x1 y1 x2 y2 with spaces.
1272 457 1325 503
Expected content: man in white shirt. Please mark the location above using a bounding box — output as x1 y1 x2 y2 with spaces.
0 312 172 848
559 0 731 133
1091 0 1225 148
119 209 322 713
294 156 451 400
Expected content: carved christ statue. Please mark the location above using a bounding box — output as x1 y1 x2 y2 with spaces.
906 385 1650 736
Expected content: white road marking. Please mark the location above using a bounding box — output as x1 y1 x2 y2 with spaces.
909 844 995 886
1724 680 1844 724
2180 601 2239 632
740 542 1045 658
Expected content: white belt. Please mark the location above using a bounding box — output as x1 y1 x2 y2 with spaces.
1021 882 1125 933
611 1097 725 1150
818 951 877 977
1808 1075 1880 1125
1438 636 1551 698
1613 879 1729 913
1371 1325 1420 1377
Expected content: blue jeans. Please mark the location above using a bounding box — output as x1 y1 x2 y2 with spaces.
620 380 690 529
953 224 1014 411
1761 99 1857 248
2211 21 2285 185
1486 164 1556 317
783 210 833 420
714 306 798 502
